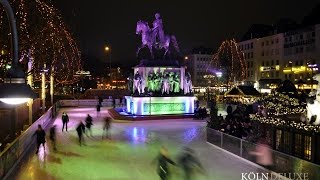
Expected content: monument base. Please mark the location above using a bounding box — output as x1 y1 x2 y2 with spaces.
125 96 195 115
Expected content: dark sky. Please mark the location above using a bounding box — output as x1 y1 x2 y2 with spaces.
54 0 320 66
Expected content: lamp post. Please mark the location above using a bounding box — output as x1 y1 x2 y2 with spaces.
41 64 48 113
0 0 36 139
0 0 35 104
216 71 222 93
74 70 91 105
288 61 293 81
307 61 318 91
105 46 111 88
50 67 54 105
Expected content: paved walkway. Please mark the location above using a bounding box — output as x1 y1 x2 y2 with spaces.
8 107 264 180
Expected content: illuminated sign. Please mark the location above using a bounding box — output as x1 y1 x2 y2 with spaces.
125 96 195 115
260 66 276 71
75 71 91 75
203 74 215 79
143 103 185 113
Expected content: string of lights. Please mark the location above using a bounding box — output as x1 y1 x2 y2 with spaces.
209 39 247 84
251 93 320 132
0 0 81 85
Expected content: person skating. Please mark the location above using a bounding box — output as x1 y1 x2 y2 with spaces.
34 125 46 154
153 146 176 180
96 104 101 118
76 121 85 146
249 136 273 172
102 117 111 139
85 114 93 137
61 112 69 132
177 147 205 180
49 125 57 151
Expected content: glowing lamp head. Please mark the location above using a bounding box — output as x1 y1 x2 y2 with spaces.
105 46 110 51
0 98 30 105
0 82 36 105
216 72 223 78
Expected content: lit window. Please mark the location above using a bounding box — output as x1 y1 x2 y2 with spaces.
304 136 312 160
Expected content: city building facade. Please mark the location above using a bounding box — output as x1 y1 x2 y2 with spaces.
238 24 320 91
184 48 213 87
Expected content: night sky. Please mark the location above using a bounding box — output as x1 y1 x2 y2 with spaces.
54 0 320 66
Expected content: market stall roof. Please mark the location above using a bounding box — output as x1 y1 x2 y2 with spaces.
225 85 261 97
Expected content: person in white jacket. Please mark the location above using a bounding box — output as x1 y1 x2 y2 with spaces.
250 137 273 170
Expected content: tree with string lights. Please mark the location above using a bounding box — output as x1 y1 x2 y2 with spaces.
210 39 247 87
0 0 81 85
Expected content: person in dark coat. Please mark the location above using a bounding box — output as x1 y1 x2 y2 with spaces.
102 117 111 139
177 147 204 180
34 125 46 154
49 125 57 151
85 114 93 137
61 112 69 132
96 104 101 117
153 146 176 180
76 121 85 146
98 96 103 106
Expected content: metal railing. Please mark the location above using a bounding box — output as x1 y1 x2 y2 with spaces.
59 99 114 107
206 128 320 180
0 103 59 179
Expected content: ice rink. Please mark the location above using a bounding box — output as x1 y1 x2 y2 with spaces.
8 107 265 180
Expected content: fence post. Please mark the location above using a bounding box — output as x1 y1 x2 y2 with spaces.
220 131 223 147
240 139 243 157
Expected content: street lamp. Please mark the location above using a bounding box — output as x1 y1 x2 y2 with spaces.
0 0 35 105
307 60 318 91
216 71 222 93
0 0 36 139
105 46 111 87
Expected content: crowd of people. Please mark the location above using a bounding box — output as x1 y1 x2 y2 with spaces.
32 109 207 180
33 107 112 153
209 103 254 139
194 107 207 120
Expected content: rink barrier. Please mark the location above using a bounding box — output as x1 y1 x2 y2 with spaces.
0 103 60 179
206 128 320 180
59 99 114 107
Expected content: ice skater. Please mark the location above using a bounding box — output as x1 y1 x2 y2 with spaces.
34 125 46 154
96 104 101 118
177 147 205 180
61 112 69 132
153 146 176 180
85 114 93 137
76 121 86 146
249 136 273 171
49 125 57 151
102 117 111 139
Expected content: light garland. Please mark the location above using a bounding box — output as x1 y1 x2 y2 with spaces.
209 39 247 84
0 0 81 85
251 93 320 132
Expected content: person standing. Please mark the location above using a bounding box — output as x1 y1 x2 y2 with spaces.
49 125 57 151
153 146 176 180
34 125 46 154
177 147 205 180
85 114 93 137
96 104 101 118
62 112 69 132
98 96 103 106
76 121 85 146
102 117 111 139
